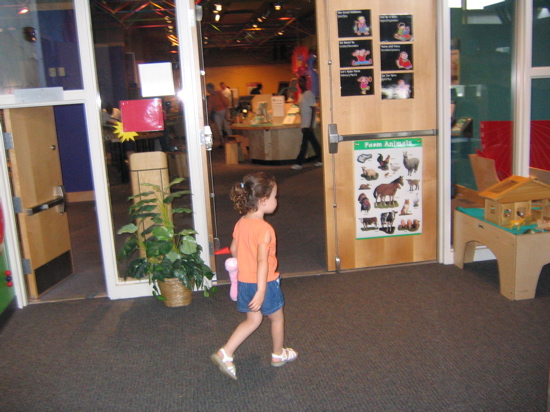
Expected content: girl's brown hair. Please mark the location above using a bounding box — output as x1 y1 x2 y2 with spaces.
230 172 276 215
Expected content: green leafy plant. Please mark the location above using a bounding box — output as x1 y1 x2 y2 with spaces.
117 178 216 300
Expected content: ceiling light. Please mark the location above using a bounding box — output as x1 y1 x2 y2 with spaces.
257 17 263 22
215 3 222 11
215 14 220 22
274 3 282 10
19 6 29 14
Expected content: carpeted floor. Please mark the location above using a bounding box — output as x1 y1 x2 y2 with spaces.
2 261 549 411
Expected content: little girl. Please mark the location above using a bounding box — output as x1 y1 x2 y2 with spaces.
211 172 297 380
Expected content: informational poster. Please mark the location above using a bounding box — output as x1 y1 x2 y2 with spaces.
381 73 413 100
337 10 372 37
354 138 423 239
379 15 413 42
340 68 375 96
381 43 413 71
339 40 373 68
271 95 285 117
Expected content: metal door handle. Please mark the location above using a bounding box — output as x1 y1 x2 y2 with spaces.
25 185 66 215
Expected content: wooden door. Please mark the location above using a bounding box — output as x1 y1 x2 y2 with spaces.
317 0 437 270
4 107 73 299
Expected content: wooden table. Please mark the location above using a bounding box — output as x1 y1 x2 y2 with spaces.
453 209 550 300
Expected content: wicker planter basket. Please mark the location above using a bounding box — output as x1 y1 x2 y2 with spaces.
157 278 193 307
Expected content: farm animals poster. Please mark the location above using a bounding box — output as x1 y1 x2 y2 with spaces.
355 138 423 239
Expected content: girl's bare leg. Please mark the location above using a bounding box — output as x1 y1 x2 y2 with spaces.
218 311 263 366
268 308 285 360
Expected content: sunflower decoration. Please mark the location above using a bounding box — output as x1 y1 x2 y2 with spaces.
113 121 138 142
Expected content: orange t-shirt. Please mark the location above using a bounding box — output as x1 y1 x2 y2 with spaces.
233 218 278 283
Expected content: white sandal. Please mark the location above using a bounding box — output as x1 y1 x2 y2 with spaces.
211 348 237 380
271 348 298 367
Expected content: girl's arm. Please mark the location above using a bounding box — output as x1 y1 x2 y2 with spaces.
230 239 237 257
248 231 270 312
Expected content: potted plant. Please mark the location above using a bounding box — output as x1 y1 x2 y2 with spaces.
117 178 216 306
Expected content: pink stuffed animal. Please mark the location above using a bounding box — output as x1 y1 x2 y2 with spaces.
225 257 238 301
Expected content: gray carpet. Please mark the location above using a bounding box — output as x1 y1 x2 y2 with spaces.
2 261 549 411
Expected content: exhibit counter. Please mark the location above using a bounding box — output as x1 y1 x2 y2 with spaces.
231 123 318 165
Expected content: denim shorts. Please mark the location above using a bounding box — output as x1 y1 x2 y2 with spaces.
237 277 285 316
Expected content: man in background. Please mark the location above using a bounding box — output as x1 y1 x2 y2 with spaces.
207 83 232 147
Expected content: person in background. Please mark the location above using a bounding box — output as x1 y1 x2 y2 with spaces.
102 103 121 126
206 82 232 146
220 82 233 108
211 172 298 380
250 83 263 95
220 82 234 122
291 76 323 170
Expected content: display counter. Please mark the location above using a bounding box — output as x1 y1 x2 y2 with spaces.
231 123 316 165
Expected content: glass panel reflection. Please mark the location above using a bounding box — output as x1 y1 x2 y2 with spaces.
530 79 550 173
0 0 82 94
532 2 550 67
450 3 514 196
89 3 193 281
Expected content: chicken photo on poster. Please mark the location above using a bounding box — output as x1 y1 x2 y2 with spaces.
340 68 374 97
381 44 413 71
381 73 414 100
337 10 372 38
354 139 423 239
379 14 413 42
339 40 373 68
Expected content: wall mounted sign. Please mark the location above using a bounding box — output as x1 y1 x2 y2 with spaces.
337 10 372 38
379 14 413 42
339 39 373 68
340 68 375 96
381 43 413 71
381 73 414 100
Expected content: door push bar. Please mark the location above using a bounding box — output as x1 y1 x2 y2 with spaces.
25 185 66 216
328 124 437 154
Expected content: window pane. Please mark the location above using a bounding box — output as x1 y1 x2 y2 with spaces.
532 4 550 67
0 0 83 94
450 3 514 195
530 79 550 172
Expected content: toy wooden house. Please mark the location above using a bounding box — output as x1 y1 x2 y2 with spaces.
478 175 550 227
